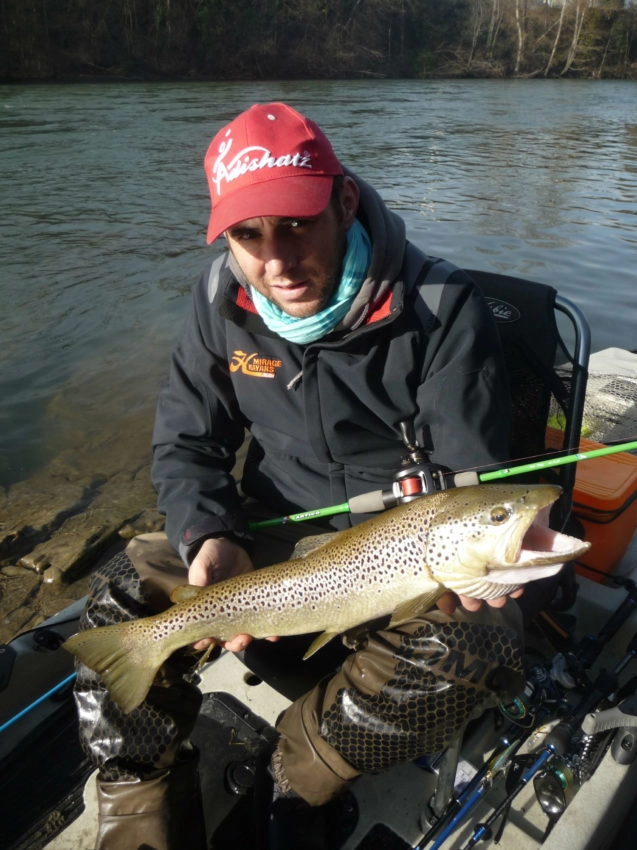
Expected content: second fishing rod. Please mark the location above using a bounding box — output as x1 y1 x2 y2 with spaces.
420 576 637 850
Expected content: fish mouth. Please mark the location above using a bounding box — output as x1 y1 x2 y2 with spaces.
489 502 591 585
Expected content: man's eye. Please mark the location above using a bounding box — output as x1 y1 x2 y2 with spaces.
286 218 313 230
230 229 258 241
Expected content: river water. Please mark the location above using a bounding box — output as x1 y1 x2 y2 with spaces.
1 79 636 489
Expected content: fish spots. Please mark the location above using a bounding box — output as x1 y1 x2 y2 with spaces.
63 484 576 717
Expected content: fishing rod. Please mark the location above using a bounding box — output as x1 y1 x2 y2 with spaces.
415 578 637 849
0 672 76 735
459 627 637 849
417 657 569 850
0 612 86 736
420 729 530 850
249 438 637 531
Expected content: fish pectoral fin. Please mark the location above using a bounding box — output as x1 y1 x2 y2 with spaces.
389 589 445 627
170 584 206 604
196 641 219 669
302 630 340 659
292 532 340 559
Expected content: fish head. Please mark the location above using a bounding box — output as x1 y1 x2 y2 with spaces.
424 484 591 600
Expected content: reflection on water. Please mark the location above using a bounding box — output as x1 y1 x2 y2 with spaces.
1 79 636 487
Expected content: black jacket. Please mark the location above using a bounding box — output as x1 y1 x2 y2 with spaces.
152 174 512 562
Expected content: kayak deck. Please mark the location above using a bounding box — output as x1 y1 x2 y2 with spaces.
38 532 637 850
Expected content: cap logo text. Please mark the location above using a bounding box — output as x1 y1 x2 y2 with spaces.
212 131 312 196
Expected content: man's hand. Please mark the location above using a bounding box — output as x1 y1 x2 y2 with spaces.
436 589 524 615
188 537 254 652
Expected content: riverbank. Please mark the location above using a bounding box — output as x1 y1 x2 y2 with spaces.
0 410 162 645
3 2 636 83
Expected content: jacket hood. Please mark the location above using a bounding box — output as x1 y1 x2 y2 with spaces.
339 168 406 330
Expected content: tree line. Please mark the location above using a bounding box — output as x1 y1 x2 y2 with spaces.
2 0 636 82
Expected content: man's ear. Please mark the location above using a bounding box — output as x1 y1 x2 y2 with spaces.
340 176 360 227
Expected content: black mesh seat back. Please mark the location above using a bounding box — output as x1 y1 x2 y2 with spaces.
467 270 578 514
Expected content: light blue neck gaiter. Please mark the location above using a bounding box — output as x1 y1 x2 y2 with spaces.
249 219 372 344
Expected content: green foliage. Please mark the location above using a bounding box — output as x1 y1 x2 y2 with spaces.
1 0 635 80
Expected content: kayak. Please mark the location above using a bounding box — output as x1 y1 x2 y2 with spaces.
1 349 636 850
1 533 634 850
0 598 92 850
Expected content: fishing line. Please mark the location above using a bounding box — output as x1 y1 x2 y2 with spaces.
477 438 637 482
456 435 637 477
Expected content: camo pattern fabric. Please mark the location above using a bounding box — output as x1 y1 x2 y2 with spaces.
74 544 203 783
273 606 525 806
320 617 524 770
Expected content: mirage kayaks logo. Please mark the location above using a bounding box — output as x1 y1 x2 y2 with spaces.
230 350 283 379
486 297 521 324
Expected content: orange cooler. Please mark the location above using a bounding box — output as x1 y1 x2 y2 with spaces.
568 437 637 581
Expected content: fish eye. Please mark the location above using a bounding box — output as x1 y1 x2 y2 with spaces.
490 506 511 524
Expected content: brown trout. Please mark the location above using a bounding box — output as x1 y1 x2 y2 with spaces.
64 484 590 713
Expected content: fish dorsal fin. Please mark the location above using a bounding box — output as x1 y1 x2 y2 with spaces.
388 588 445 628
170 584 206 604
303 630 339 659
292 532 340 560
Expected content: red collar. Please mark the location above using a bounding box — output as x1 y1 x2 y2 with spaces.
236 287 259 315
366 289 392 323
234 286 393 324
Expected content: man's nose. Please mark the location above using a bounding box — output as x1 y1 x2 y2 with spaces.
263 237 298 277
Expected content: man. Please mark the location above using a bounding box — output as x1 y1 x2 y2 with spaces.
74 102 522 850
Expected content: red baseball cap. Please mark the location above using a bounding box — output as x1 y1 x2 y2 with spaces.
204 103 344 243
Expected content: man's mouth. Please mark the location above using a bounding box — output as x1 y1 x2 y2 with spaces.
272 281 314 301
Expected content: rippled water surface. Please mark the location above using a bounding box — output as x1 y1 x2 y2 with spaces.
1 79 636 486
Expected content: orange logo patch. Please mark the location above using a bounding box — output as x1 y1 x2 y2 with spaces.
230 350 282 379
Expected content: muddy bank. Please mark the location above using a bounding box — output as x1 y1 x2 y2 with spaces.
0 409 163 645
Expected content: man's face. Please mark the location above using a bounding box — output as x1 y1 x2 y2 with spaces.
225 177 359 318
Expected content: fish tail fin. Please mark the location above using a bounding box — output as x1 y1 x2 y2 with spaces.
64 621 169 714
